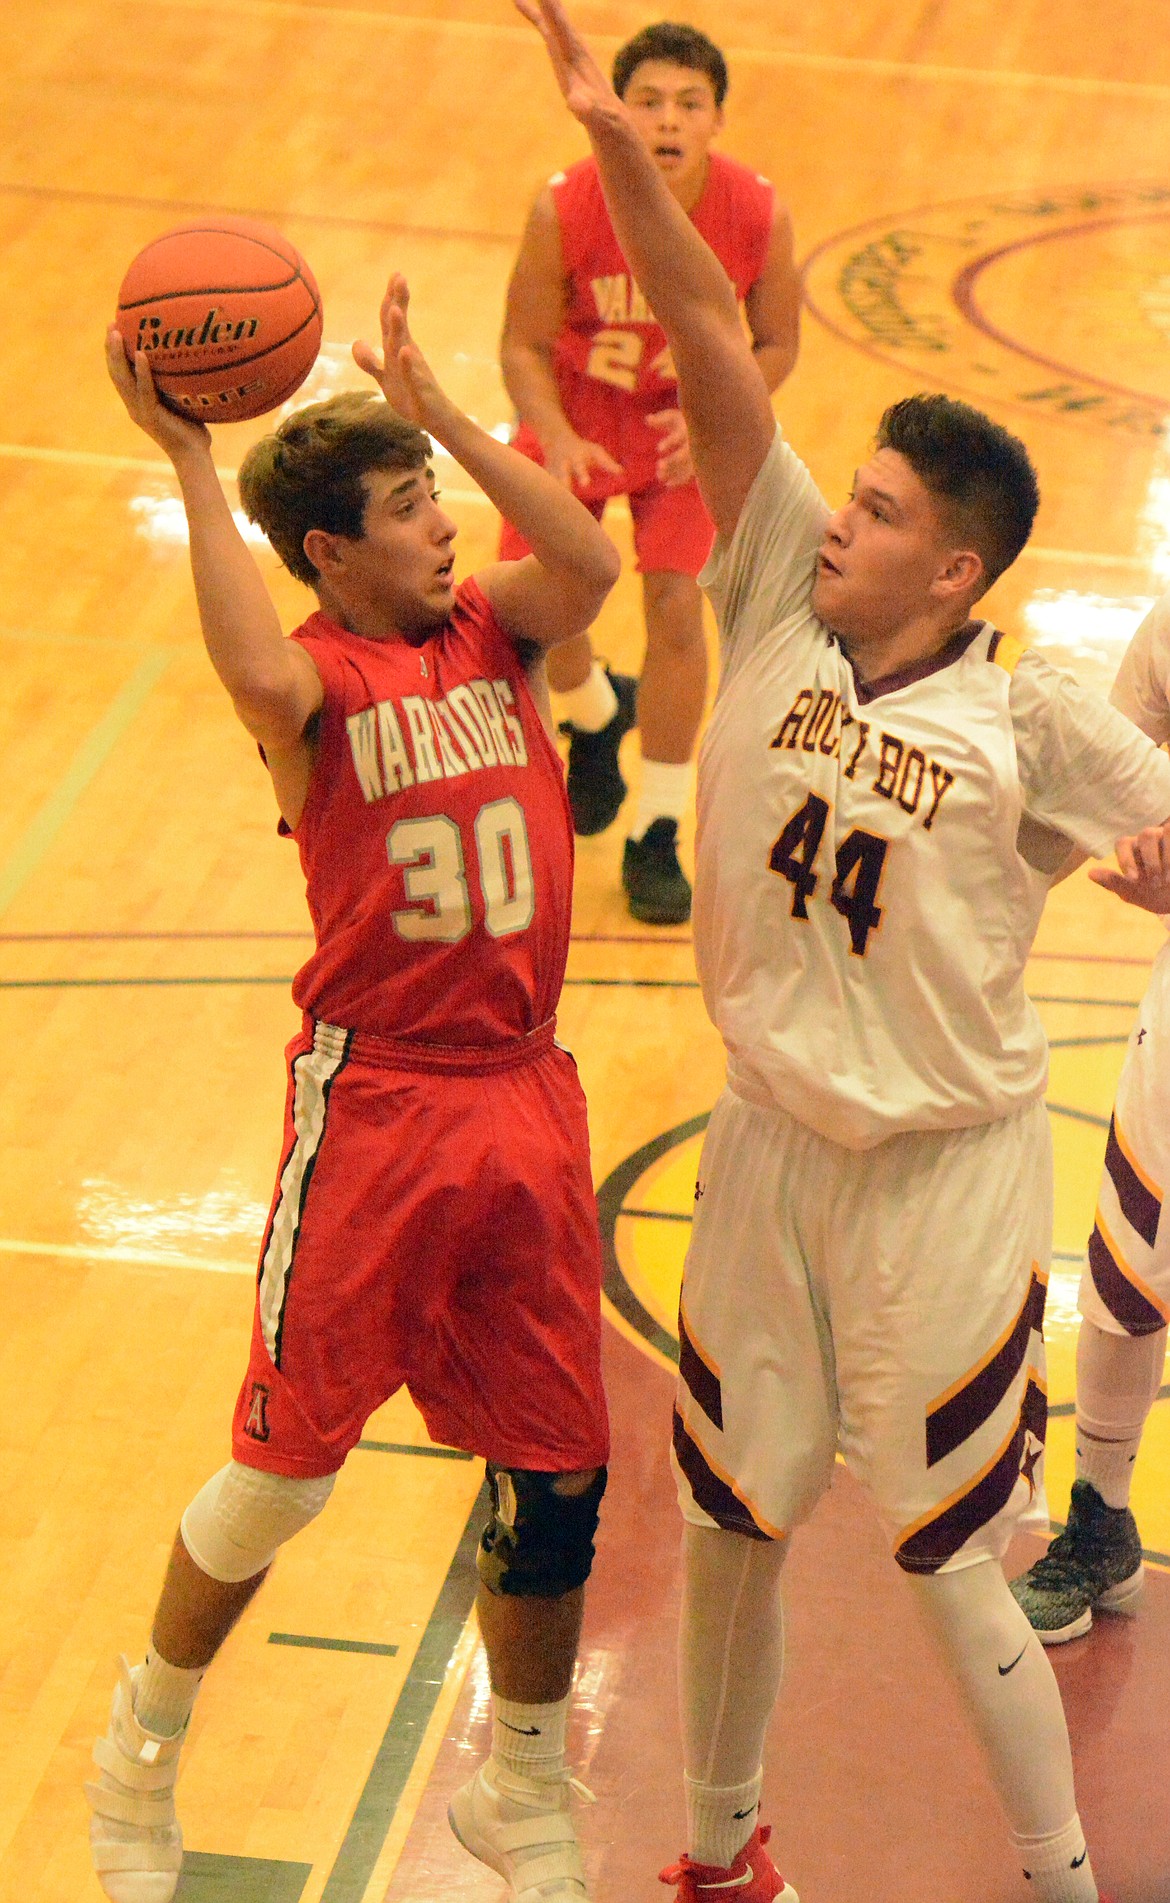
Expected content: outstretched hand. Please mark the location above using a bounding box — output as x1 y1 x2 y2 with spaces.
512 0 622 127
105 328 212 460
1089 820 1170 913
352 275 447 430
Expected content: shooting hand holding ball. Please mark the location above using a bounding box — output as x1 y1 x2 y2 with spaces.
105 327 212 467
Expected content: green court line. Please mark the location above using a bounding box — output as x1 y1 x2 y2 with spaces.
356 1439 474 1460
176 1852 311 1902
268 1633 398 1657
1046 1102 1110 1128
1031 994 1141 1009
1046 1035 1129 1048
0 648 171 919
319 1478 488 1903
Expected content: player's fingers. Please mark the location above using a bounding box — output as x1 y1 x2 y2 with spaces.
105 327 135 395
1087 866 1127 895
1113 834 1140 881
351 338 384 377
585 442 622 475
132 349 162 413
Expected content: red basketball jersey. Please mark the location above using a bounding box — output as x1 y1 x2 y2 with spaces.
283 579 573 1046
551 152 774 410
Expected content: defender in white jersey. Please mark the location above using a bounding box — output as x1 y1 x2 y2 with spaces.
519 5 1170 1901
1012 594 1170 1645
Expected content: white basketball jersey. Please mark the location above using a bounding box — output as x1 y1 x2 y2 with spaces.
695 431 1170 1150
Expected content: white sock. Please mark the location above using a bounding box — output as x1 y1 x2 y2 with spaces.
684 1768 763 1867
491 1693 569 1780
911 1561 1092 1877
1075 1320 1166 1508
557 661 617 734
1011 1816 1097 1903
628 759 692 841
679 1523 786 1864
134 1649 204 1738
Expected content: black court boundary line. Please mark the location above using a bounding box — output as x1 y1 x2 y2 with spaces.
317 1475 489 1903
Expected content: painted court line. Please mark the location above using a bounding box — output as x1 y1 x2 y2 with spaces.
0 648 171 919
268 1634 399 1657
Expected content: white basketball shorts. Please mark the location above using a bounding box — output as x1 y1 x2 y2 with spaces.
672 1088 1052 1573
1079 938 1170 1340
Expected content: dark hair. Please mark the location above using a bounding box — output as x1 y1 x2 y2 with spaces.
237 391 431 587
875 393 1039 589
613 22 728 107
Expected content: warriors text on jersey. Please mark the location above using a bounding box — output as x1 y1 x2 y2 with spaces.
695 431 1170 1150
283 578 573 1046
550 151 772 436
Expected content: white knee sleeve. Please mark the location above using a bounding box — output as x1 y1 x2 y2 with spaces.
180 1461 335 1583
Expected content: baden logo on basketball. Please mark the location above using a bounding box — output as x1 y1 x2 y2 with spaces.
136 309 262 354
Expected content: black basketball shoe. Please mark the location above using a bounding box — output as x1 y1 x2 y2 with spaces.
560 669 638 836
622 817 692 924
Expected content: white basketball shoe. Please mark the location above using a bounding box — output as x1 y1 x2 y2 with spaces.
448 1754 593 1900
85 1657 185 1903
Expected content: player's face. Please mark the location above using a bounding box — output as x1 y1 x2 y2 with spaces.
346 465 458 634
621 61 723 199
812 450 971 655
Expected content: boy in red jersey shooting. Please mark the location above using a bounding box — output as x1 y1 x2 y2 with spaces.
87 277 620 1903
500 21 801 922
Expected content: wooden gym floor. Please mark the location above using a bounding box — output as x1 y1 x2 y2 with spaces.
3 3 1170 1900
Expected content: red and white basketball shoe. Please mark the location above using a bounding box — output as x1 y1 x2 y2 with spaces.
659 1825 798 1901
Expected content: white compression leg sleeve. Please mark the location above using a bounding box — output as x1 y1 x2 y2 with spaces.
180 1461 336 1583
1075 1318 1167 1507
679 1525 788 1864
910 1558 1097 1903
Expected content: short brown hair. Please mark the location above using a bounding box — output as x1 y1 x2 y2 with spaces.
238 391 431 587
612 22 728 107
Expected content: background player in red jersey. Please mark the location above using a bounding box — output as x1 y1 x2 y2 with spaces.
499 20 801 922
86 278 620 1903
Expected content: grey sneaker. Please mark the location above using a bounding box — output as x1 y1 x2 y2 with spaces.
1010 1479 1144 1644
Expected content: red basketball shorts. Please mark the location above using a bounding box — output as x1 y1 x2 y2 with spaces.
499 399 714 578
232 1019 611 1478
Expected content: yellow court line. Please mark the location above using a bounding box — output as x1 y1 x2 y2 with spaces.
144 0 1170 102
352 1606 482 1903
0 1236 253 1274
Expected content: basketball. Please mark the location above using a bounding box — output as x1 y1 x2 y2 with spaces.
115 217 323 424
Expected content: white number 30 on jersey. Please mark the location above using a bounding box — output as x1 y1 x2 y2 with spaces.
387 797 536 943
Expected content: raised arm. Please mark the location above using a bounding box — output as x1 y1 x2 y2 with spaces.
500 188 623 491
104 331 323 756
514 0 776 536
354 275 619 653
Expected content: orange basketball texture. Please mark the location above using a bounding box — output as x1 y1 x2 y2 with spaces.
116 218 323 424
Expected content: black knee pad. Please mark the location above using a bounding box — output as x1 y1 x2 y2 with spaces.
476 1465 608 1598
